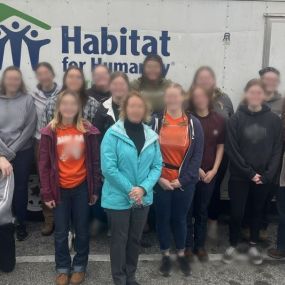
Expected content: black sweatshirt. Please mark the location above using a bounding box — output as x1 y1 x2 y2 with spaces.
124 119 145 155
86 85 111 103
225 104 282 183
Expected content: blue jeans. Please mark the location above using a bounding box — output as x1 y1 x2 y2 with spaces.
186 178 216 250
53 181 90 274
12 147 34 224
154 183 195 251
277 187 285 251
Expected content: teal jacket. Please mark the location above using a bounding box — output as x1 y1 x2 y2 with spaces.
101 120 162 210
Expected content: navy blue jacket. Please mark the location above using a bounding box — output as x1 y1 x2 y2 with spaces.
151 113 204 188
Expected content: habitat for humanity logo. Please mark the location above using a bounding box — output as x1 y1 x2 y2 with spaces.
0 3 51 70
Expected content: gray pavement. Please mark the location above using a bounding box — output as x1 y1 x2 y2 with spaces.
0 222 285 285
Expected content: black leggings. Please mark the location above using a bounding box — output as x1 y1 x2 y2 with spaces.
228 179 271 246
0 223 15 272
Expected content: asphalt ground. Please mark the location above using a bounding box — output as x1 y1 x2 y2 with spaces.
0 221 285 285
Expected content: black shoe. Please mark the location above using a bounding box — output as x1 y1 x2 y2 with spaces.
16 224 29 241
177 256 191 277
159 256 172 277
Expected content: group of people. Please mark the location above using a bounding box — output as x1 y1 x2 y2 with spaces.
0 54 285 285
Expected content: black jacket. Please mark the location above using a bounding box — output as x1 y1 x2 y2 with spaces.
86 85 111 103
226 104 282 183
93 97 118 138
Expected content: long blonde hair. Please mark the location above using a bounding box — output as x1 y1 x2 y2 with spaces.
50 90 86 132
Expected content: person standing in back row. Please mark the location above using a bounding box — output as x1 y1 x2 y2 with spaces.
259 67 283 242
223 79 282 265
192 66 234 239
86 65 111 103
0 66 37 241
32 62 61 236
185 85 225 262
131 54 171 114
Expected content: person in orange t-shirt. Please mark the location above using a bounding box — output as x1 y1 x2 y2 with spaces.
39 90 101 285
152 83 204 277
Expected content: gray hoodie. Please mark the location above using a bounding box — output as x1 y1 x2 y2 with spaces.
0 92 37 161
213 89 234 119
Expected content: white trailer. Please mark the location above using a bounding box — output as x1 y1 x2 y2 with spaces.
1 0 285 108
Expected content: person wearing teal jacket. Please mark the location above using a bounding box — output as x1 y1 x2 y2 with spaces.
101 92 162 285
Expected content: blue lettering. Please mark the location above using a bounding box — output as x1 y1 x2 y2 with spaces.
62 26 81 54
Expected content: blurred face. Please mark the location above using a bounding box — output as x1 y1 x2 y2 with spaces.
126 96 146 123
59 94 80 121
261 71 280 96
191 87 210 111
65 69 84 93
195 69 216 92
3 70 22 95
92 66 110 90
36 66 54 89
110 76 129 102
164 87 184 113
144 60 162 81
245 85 265 108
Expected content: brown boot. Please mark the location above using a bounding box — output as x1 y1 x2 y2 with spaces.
196 248 209 262
268 248 285 259
184 248 194 263
55 273 69 285
41 222 54 236
70 272 85 285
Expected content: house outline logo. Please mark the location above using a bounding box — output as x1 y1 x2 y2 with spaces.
0 3 51 70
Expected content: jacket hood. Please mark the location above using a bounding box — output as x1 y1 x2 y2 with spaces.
239 104 271 116
110 120 158 148
41 122 100 137
0 92 25 99
266 92 282 103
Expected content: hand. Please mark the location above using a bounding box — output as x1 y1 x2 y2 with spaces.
199 168 206 180
0 156 13 177
45 200 56 209
203 169 217 184
170 179 182 189
129 187 145 203
251 174 262 184
89 195 98 206
158 178 174 191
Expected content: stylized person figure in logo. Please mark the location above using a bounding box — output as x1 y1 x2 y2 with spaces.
0 30 9 69
0 21 31 67
23 30 50 69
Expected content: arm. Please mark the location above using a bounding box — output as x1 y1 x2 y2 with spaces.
9 97 37 154
179 119 204 186
92 134 102 195
139 141 162 194
0 139 15 161
38 134 53 202
225 116 256 179
261 119 283 184
101 131 134 194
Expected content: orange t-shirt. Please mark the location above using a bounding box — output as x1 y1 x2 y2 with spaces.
56 125 87 189
159 113 190 181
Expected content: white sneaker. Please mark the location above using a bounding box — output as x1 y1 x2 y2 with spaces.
222 246 237 264
248 246 263 265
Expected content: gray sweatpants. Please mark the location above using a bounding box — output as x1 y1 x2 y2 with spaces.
106 206 149 285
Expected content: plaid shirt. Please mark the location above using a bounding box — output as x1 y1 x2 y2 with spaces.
41 95 100 129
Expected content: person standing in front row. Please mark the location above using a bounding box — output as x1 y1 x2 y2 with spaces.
39 91 101 285
0 66 37 241
131 54 171 114
223 79 282 265
192 66 234 239
101 92 162 285
32 62 61 236
185 85 225 262
152 84 204 277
